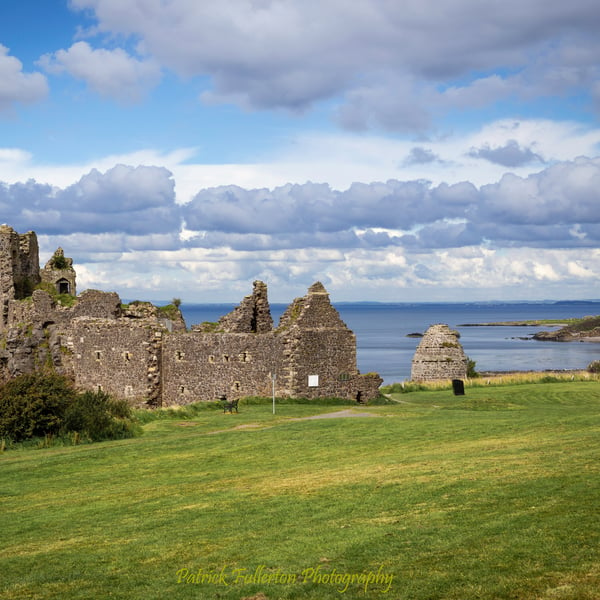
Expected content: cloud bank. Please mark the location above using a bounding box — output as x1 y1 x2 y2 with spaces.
39 0 600 129
1 157 599 301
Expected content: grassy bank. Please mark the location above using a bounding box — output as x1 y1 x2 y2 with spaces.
382 369 600 394
2 382 600 599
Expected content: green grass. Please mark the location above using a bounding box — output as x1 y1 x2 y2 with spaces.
1 384 600 599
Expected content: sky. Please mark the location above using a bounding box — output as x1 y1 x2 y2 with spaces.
1 0 600 304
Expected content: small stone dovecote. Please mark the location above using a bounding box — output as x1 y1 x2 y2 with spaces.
410 323 468 381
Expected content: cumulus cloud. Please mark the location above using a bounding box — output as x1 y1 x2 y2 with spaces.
478 157 600 227
0 165 181 236
468 139 544 167
402 147 442 166
3 157 600 254
66 0 600 128
38 41 161 102
182 179 478 236
178 158 600 253
0 45 48 111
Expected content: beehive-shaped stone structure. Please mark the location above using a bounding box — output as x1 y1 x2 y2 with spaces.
410 323 468 381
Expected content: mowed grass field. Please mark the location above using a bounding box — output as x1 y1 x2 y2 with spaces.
1 383 599 600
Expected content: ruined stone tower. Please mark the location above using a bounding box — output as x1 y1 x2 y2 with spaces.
0 225 40 329
410 323 468 381
41 247 76 296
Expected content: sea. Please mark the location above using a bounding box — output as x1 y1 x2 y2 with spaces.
178 301 600 385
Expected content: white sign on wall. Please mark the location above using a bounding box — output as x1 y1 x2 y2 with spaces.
308 375 319 387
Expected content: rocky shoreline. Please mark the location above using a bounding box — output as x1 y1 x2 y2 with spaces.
532 331 600 342
458 316 600 343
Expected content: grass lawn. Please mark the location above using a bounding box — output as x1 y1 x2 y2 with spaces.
1 383 599 599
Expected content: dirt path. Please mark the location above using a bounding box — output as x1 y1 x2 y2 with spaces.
290 409 381 421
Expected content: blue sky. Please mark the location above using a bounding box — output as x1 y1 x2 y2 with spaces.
1 0 600 303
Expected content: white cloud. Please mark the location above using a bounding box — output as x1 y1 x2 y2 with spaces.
0 45 48 111
1 165 181 236
2 118 599 203
66 0 600 128
478 157 600 227
38 41 161 102
468 140 544 167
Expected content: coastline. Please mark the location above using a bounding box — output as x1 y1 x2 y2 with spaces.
458 321 569 327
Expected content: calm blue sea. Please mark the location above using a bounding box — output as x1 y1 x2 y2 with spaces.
178 301 600 385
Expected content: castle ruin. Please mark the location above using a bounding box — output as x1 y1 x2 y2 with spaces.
0 226 382 405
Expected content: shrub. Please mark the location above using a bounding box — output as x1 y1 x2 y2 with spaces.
35 282 76 307
587 360 600 374
0 372 139 445
157 303 181 321
50 252 69 270
0 373 77 442
62 390 138 442
467 357 479 378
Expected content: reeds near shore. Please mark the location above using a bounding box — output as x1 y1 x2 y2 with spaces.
382 370 599 394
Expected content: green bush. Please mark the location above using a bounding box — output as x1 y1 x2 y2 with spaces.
0 372 77 442
63 390 137 442
50 252 69 270
467 357 479 378
0 372 139 445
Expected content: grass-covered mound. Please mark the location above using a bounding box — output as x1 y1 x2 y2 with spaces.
1 383 599 599
534 314 600 341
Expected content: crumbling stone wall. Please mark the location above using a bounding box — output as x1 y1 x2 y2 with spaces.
276 282 382 399
1 290 74 381
0 225 40 329
162 332 284 405
73 290 121 319
216 280 273 333
411 323 468 381
61 319 165 404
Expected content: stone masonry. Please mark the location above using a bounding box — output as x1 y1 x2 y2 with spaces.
0 226 382 405
41 247 76 296
410 323 468 381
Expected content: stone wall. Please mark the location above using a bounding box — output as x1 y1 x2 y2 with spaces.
411 323 468 381
73 290 121 319
216 280 273 333
61 319 165 404
277 282 370 399
162 332 284 405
